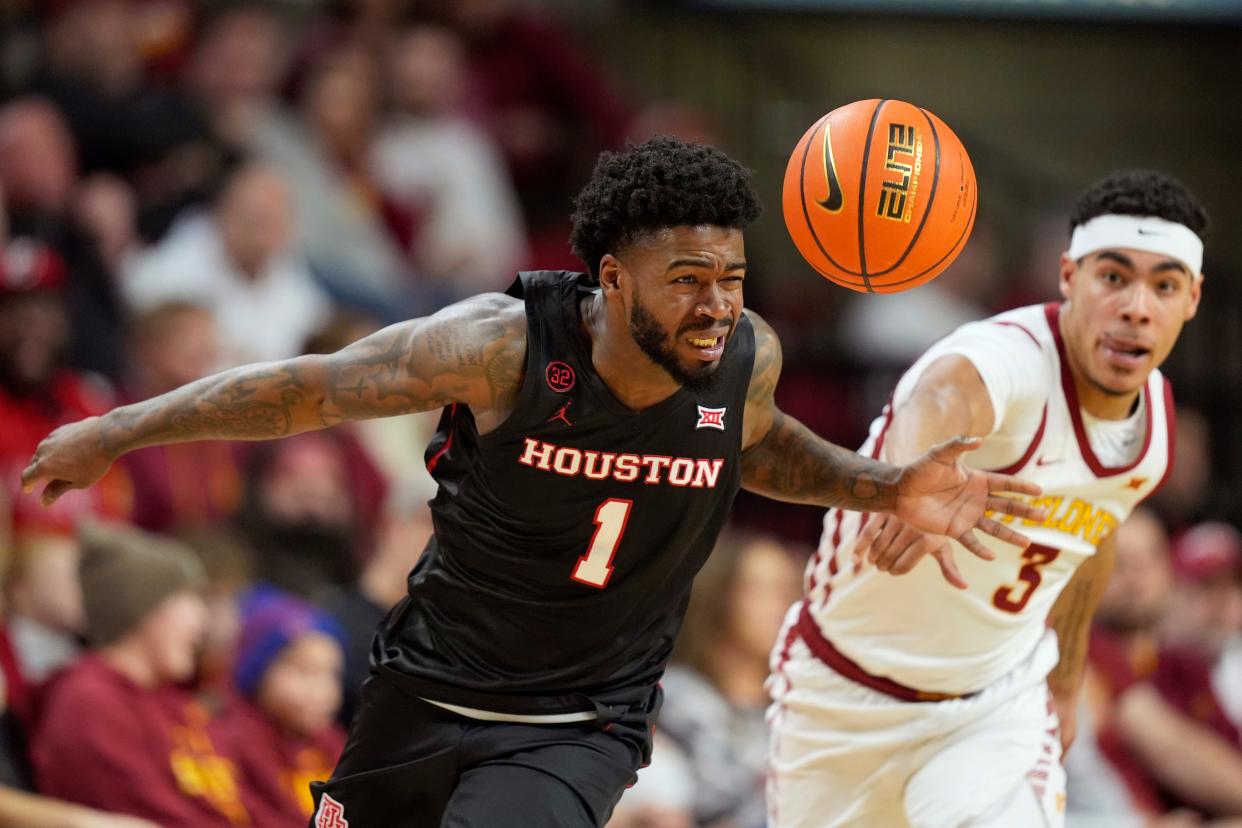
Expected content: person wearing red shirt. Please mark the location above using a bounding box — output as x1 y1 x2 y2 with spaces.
218 586 346 826
0 237 128 539
1080 509 1242 821
31 522 251 827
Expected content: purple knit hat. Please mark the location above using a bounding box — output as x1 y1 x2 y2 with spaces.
233 585 347 697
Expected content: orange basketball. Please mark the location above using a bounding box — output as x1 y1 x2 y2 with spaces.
782 99 977 294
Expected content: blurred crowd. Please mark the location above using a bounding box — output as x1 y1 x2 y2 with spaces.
0 1 1237 826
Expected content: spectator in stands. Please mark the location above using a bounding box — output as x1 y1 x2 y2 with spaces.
73 173 140 277
373 22 528 299
184 4 287 153
253 45 413 314
1165 522 1242 733
1070 509 1242 823
661 531 803 828
122 163 333 367
27 0 221 237
0 531 84 725
1164 522 1242 663
117 302 245 534
0 97 125 380
238 432 372 598
437 0 631 267
0 233 128 537
219 586 346 827
32 522 251 826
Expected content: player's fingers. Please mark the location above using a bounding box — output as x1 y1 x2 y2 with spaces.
874 529 914 572
985 495 1046 523
928 435 983 463
853 514 881 571
889 537 936 575
19 458 44 493
41 479 75 506
956 529 994 561
984 472 1042 498
869 518 906 570
976 516 1030 551
932 545 969 590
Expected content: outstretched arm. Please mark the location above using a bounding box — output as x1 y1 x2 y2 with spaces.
22 294 527 503
738 316 898 511
852 352 1040 587
740 312 1041 554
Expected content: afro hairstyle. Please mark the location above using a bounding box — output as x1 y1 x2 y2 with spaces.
570 136 761 280
1070 169 1208 238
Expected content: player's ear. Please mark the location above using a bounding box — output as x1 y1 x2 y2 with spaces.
598 254 623 294
1058 253 1077 301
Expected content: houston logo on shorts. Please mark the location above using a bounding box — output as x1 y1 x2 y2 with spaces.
315 794 349 828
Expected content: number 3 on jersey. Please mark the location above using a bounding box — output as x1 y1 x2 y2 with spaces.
571 498 633 588
992 543 1061 613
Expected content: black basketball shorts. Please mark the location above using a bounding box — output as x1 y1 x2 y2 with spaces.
308 668 659 827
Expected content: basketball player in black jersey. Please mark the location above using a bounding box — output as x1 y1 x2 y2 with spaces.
22 137 1043 827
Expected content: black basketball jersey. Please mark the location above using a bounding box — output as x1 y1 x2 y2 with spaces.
376 270 757 716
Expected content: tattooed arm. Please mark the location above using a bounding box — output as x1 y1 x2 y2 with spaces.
1046 532 1117 752
740 311 1042 548
22 294 527 504
740 311 900 511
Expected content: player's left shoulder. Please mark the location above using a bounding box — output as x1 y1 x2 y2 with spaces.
740 308 781 386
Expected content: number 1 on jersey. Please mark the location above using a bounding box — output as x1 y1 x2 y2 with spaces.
572 498 633 588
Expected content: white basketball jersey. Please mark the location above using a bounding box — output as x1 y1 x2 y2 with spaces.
804 302 1174 694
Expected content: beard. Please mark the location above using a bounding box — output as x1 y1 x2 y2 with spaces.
243 515 358 598
628 296 727 393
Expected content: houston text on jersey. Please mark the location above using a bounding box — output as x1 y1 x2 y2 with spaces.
518 438 725 488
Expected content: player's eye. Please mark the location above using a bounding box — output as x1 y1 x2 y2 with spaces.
1101 270 1122 285
1157 279 1179 294
674 275 698 284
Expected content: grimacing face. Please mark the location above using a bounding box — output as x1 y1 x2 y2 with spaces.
1059 246 1202 399
609 225 746 391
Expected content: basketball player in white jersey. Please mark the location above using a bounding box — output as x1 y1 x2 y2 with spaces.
767 170 1208 828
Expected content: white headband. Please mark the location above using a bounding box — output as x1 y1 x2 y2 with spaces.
1067 214 1203 276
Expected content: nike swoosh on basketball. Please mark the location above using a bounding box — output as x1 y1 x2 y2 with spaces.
816 122 844 212
1035 456 1060 466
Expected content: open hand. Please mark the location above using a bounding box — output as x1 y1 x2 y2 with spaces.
855 436 1045 587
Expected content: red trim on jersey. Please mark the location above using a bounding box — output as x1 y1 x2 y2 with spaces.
774 616 801 675
814 400 895 591
1141 378 1177 503
826 511 841 577
795 604 978 703
853 399 896 544
425 404 458 472
988 404 1048 476
1045 302 1153 477
993 319 1041 347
